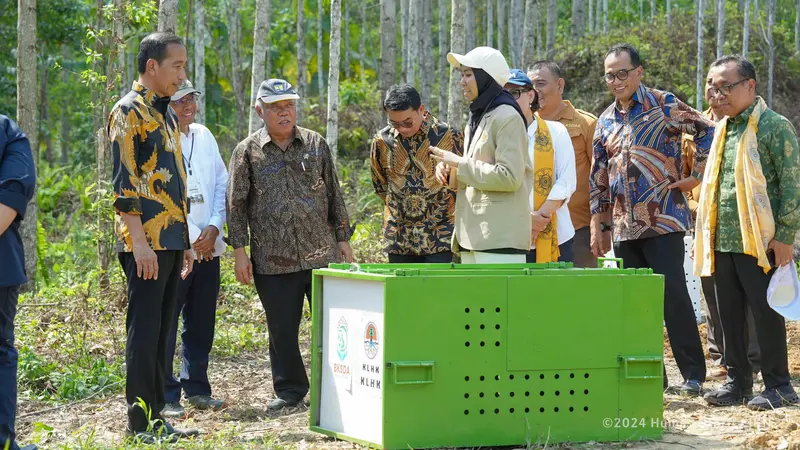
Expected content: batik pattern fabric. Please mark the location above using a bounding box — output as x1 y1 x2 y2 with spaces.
109 81 189 252
590 84 715 242
370 113 464 256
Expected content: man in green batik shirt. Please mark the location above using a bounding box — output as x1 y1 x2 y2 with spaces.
699 55 800 411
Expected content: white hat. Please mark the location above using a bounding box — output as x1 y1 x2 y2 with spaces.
171 79 201 101
447 47 511 86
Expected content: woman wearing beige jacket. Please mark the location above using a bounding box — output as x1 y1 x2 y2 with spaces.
432 47 532 264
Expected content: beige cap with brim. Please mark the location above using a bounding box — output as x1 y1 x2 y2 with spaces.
447 47 511 86
171 79 201 101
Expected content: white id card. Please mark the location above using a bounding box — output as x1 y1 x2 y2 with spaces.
187 180 205 205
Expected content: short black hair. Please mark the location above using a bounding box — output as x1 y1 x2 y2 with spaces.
527 60 563 79
606 43 642 68
137 32 185 74
383 84 422 111
711 54 757 83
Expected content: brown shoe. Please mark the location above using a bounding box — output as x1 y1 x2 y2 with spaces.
707 366 727 381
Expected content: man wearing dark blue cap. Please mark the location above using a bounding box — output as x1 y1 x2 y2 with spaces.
0 114 37 450
228 78 353 410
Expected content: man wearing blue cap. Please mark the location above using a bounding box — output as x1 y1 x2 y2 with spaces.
228 79 353 410
504 69 577 263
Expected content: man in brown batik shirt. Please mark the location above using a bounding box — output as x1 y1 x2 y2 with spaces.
227 78 352 410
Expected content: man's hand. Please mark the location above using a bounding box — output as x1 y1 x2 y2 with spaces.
435 161 450 185
768 239 794 267
590 221 612 258
668 176 700 193
531 211 551 232
132 239 159 280
530 230 540 245
192 225 219 256
234 248 254 285
430 146 463 168
181 249 194 279
338 241 354 263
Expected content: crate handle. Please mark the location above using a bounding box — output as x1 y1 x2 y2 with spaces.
598 257 624 269
619 356 662 380
389 361 435 385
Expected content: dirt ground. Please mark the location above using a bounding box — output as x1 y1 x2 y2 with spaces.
15 322 800 450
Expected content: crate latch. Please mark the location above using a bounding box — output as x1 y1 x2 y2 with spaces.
618 355 662 380
387 361 435 385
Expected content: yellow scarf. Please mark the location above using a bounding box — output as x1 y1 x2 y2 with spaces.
533 114 559 263
694 97 774 276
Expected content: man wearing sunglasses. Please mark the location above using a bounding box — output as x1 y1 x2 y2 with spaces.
590 43 713 397
161 79 229 419
695 55 799 411
370 84 464 263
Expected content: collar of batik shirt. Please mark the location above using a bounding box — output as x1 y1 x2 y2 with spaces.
132 80 172 112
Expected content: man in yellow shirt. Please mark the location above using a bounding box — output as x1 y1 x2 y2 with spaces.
528 61 598 268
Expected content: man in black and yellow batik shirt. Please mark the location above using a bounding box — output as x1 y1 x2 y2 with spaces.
695 56 800 411
371 84 464 263
109 32 198 443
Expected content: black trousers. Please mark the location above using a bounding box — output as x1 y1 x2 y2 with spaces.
0 286 20 450
572 226 598 268
388 251 453 263
614 232 706 382
701 275 760 370
119 250 183 431
165 257 221 403
713 252 789 389
253 270 312 403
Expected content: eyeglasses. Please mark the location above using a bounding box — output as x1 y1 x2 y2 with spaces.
173 94 196 106
603 67 639 83
706 78 750 97
508 88 532 99
388 118 415 129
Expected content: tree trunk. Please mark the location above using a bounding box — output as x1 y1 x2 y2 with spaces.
438 0 449 120
448 0 467 128
466 0 474 50
228 0 246 139
767 0 775 107
487 0 493 47
743 0 750 56
344 1 351 79
497 0 505 54
60 45 69 165
650 0 655 23
571 0 584 41
546 0 556 59
157 0 179 33
512 0 524 65
667 0 671 26
380 0 396 121
639 0 643 22
716 0 725 58
114 0 125 94
588 0 594 33
696 0 705 111
195 0 207 124
603 0 608 33
185 0 193 61
40 58 53 166
317 0 324 105
795 0 799 55
250 0 271 135
522 0 536 65
421 0 434 104
297 0 307 123
359 0 367 79
408 0 419 84
401 0 408 82
17 0 37 289
754 0 759 17
327 0 342 158
536 0 543 58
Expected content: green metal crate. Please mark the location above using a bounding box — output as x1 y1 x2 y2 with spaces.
309 262 665 449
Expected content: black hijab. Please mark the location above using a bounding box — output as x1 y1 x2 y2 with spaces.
465 68 528 151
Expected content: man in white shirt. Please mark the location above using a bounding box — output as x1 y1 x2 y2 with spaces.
505 69 577 262
162 79 229 417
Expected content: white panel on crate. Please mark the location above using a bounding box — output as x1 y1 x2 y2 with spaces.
320 277 385 445
603 237 702 324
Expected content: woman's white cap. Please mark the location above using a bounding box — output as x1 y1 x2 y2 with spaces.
447 47 511 86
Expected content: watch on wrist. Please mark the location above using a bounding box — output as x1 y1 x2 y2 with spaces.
600 222 612 232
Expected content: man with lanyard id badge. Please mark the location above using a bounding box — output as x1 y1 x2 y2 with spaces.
162 79 229 418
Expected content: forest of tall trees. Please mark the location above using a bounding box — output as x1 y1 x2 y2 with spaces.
3 0 800 286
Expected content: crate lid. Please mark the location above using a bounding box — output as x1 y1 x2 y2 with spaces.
322 262 654 277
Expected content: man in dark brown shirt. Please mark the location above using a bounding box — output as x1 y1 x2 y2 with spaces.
227 79 352 410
